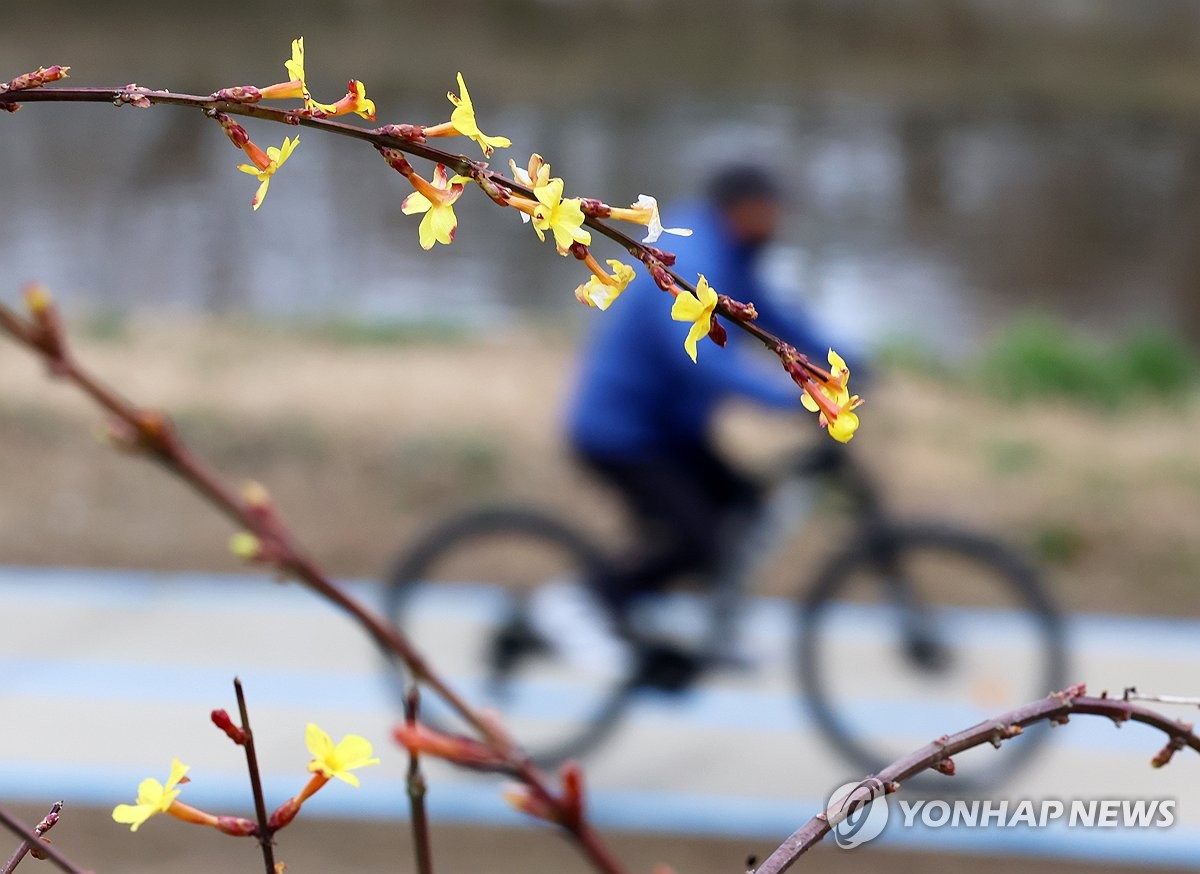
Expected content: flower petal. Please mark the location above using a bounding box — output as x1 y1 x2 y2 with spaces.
164 759 190 793
306 723 334 762
670 292 705 323
251 177 270 210
401 192 432 215
333 735 379 770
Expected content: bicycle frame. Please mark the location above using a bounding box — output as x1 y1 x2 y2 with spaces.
698 445 883 667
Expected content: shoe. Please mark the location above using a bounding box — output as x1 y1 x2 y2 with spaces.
527 580 635 681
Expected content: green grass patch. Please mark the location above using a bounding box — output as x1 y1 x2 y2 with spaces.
978 317 1199 408
1031 522 1088 566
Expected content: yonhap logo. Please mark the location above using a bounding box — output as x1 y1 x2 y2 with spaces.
826 780 889 849
822 781 1177 851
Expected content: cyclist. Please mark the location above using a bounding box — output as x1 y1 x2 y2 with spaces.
536 164 858 672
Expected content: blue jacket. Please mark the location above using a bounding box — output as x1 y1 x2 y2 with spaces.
566 204 831 459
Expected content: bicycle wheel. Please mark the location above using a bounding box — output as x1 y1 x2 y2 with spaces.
797 523 1066 790
382 507 634 767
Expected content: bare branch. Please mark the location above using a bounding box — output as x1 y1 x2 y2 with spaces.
755 684 1200 874
404 687 434 874
233 680 277 874
0 804 90 874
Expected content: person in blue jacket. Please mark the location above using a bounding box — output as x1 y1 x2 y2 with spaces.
560 165 835 640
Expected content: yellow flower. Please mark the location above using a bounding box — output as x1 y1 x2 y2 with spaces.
236 135 299 210
400 163 471 249
531 178 591 254
607 194 693 244
670 275 719 362
282 37 307 90
112 759 189 832
314 79 376 121
575 257 635 311
306 723 380 787
448 72 511 156
509 153 550 190
259 38 332 113
826 406 861 443
424 73 511 157
509 154 550 223
800 349 863 443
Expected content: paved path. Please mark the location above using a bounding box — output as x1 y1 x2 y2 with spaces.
1 567 1196 868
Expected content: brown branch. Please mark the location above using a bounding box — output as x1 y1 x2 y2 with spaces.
403 687 434 874
233 679 277 874
0 804 90 874
754 684 1200 874
0 84 831 388
0 296 629 874
1 802 62 874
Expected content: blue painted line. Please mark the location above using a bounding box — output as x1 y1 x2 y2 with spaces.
2 566 1198 658
0 653 1168 756
0 763 1195 868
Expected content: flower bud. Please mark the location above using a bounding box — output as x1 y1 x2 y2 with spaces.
230 532 263 561
216 816 258 837
211 709 247 745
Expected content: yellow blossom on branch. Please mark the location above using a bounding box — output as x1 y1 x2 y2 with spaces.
423 73 511 157
399 162 471 250
306 723 380 787
255 39 374 118
530 178 591 254
313 80 375 121
111 758 189 832
800 348 863 443
575 253 635 310
509 153 550 190
258 38 330 113
236 135 299 210
509 153 550 223
670 275 719 362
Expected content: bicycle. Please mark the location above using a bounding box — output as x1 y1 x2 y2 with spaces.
381 443 1067 788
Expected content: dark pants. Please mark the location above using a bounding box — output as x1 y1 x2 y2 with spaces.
580 443 760 617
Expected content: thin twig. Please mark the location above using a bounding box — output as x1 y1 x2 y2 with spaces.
0 805 89 874
404 687 434 874
754 684 1200 874
1123 686 1200 708
1 801 62 874
234 679 277 874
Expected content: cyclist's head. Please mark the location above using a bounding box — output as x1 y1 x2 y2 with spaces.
707 164 784 251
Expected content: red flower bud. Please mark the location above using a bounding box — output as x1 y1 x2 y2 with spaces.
216 816 258 837
269 797 301 831
211 709 247 745
707 317 728 348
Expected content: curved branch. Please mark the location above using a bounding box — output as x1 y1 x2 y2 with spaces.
0 84 823 381
755 684 1200 874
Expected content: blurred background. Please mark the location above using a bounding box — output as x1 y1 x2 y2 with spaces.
2 1 1199 872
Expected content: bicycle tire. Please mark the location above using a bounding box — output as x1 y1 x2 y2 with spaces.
797 523 1067 790
382 506 635 767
